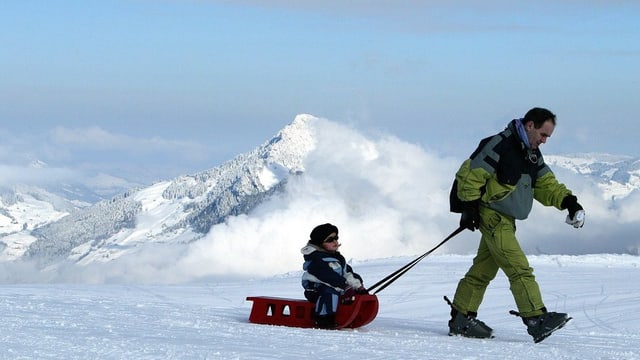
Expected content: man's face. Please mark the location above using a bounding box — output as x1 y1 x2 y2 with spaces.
526 119 555 149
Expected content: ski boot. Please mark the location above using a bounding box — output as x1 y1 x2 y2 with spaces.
445 296 493 339
524 311 571 343
510 309 572 343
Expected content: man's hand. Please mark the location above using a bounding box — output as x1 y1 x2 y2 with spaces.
562 195 585 228
460 200 480 231
566 210 585 228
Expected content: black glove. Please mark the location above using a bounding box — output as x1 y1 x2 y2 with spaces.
460 200 480 231
561 195 583 219
341 286 356 305
561 195 585 228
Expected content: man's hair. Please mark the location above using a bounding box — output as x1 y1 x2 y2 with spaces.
523 107 556 128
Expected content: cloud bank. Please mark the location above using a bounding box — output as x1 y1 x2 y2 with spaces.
0 126 214 187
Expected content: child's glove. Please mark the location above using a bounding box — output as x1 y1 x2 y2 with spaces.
344 272 363 289
341 286 356 304
355 286 369 295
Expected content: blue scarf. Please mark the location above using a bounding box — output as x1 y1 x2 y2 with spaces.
514 118 530 149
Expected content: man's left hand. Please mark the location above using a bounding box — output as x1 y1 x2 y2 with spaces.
562 195 585 228
566 209 585 228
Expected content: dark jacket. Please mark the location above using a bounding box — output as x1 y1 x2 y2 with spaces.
301 243 363 292
456 119 572 220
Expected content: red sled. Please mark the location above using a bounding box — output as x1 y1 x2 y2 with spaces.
246 294 379 329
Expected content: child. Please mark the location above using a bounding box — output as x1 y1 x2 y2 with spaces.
301 223 367 329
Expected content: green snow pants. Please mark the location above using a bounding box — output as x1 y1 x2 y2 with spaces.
452 206 546 318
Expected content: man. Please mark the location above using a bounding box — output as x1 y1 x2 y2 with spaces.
447 107 585 343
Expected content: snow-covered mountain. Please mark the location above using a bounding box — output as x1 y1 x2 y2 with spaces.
0 160 142 262
1 114 315 266
1 114 639 269
545 153 640 200
0 185 78 260
0 161 141 230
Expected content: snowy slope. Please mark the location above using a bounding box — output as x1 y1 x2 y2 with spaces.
0 185 78 234
0 186 80 261
1 255 638 359
0 164 141 261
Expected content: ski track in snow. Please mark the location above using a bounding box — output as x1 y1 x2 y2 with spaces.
1 255 639 359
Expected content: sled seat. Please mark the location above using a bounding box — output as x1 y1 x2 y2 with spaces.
246 294 379 329
246 296 316 328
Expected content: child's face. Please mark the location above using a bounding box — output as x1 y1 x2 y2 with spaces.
321 232 340 252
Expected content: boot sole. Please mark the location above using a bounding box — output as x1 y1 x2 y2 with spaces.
448 330 494 339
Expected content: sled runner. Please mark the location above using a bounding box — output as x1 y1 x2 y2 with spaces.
246 294 379 329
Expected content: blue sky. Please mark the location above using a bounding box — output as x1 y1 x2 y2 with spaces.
1 0 639 185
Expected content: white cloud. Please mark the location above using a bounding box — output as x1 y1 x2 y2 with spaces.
49 126 208 157
0 126 217 186
0 165 80 187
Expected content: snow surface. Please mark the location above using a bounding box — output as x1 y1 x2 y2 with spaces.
1 254 639 359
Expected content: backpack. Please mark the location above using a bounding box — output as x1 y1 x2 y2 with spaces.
449 179 464 213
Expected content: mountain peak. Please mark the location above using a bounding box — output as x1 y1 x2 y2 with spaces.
28 159 48 169
260 114 317 172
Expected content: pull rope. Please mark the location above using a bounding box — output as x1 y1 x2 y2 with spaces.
367 226 465 295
